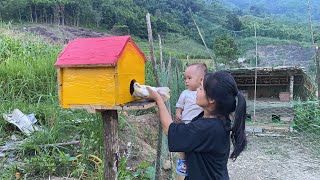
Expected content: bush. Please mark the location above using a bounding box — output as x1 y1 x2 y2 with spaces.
293 101 320 135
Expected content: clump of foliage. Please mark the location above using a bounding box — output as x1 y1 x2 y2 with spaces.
213 33 239 65
293 101 320 135
118 158 155 180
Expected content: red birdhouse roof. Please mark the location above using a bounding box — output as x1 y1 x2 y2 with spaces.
54 35 147 67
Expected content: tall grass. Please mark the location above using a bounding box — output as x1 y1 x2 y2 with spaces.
0 30 61 104
294 101 320 135
0 22 107 179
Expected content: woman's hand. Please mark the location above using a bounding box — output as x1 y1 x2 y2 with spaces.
146 86 172 135
146 86 162 102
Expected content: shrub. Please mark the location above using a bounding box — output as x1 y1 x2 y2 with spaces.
293 101 320 135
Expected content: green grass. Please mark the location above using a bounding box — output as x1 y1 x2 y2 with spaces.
133 33 213 60
0 22 106 179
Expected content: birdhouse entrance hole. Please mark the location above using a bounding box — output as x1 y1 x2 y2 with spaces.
130 79 136 95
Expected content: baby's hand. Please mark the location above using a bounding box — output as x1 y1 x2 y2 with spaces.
175 113 182 123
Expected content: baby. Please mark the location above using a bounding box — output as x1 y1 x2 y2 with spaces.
175 62 207 176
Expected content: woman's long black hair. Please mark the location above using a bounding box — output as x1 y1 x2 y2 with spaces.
203 71 247 160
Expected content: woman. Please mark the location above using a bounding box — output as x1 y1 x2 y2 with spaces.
146 71 247 180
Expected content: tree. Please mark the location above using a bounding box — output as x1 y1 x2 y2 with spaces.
213 33 239 65
225 14 242 31
314 32 320 45
249 5 265 17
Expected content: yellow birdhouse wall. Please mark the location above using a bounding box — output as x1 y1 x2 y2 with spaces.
58 67 116 108
116 41 145 105
57 40 146 110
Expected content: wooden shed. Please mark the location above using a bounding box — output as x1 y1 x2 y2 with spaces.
54 35 147 111
228 66 316 123
228 66 315 101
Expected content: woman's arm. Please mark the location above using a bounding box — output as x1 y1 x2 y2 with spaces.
146 87 173 135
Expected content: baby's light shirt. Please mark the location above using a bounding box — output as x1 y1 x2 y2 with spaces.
176 89 203 123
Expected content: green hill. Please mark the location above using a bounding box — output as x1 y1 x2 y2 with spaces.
221 0 320 22
1 0 319 66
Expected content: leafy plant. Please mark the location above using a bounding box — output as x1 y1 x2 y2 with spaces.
293 101 320 135
118 157 155 180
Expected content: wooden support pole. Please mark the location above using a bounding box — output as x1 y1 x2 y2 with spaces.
253 23 258 120
146 13 161 87
289 75 294 101
146 13 163 180
316 46 320 100
158 34 164 72
307 0 320 100
189 8 215 70
101 110 119 180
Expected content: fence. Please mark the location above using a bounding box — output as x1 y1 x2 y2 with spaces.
125 23 320 179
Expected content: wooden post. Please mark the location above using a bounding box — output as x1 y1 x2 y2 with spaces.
307 0 319 100
158 34 164 72
315 46 320 100
253 23 258 120
146 13 161 87
101 110 119 180
189 8 215 70
289 75 294 101
146 13 163 180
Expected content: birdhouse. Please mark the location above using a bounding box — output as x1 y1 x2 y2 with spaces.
54 35 147 111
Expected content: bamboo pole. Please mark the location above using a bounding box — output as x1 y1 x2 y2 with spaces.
253 23 258 119
308 0 315 51
189 8 215 70
307 0 320 100
146 13 162 180
146 13 161 87
159 34 164 72
316 46 320 99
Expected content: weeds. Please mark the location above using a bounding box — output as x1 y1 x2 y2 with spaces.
293 101 320 135
118 157 155 180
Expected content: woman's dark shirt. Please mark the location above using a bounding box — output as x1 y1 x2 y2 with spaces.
168 113 230 180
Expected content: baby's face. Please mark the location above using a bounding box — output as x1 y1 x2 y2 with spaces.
184 66 203 91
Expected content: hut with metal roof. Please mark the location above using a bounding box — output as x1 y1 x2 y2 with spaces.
228 66 315 123
228 66 315 101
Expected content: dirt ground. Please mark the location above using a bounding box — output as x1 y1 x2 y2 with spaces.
20 25 111 43
228 135 320 180
126 114 320 180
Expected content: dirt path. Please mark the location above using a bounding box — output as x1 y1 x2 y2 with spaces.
20 25 111 43
228 135 320 180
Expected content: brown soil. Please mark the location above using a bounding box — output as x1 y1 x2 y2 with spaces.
20 24 111 43
228 135 320 180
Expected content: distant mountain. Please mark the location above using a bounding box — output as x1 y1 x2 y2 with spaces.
221 0 320 22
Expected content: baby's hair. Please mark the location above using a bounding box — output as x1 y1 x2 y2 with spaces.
187 62 208 76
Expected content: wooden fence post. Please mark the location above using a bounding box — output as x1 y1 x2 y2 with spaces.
146 13 163 180
101 110 119 180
